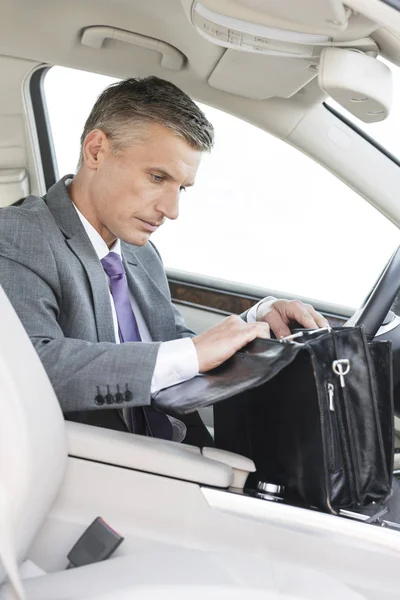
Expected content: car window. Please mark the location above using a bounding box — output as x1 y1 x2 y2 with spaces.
44 68 119 176
44 66 400 309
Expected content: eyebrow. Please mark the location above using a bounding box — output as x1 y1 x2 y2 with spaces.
149 168 195 187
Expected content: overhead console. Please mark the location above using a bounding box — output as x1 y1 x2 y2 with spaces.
180 0 395 122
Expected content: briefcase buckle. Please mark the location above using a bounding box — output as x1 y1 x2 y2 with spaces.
279 326 332 344
332 359 351 388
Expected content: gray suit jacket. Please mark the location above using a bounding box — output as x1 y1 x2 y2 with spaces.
0 175 194 420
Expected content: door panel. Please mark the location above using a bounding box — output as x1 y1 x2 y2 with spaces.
169 272 349 334
173 303 225 334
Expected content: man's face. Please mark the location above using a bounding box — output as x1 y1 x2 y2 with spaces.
84 122 203 247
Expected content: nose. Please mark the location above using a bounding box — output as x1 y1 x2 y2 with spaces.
155 188 180 221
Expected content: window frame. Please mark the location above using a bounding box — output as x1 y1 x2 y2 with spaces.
323 102 400 170
29 66 58 190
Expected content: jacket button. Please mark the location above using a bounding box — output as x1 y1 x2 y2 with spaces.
105 392 114 404
105 385 114 404
124 390 133 402
95 394 105 406
115 392 124 403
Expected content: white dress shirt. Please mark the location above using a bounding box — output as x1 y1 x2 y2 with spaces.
73 205 199 394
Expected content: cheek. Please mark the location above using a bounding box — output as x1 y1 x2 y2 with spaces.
94 183 118 218
121 182 161 213
94 167 158 218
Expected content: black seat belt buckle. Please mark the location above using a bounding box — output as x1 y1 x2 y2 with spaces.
66 516 124 568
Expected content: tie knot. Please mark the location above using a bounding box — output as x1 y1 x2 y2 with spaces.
101 252 125 277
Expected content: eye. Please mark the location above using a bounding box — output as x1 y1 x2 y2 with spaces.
151 174 164 183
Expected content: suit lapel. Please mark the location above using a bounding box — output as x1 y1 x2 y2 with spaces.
122 246 176 342
45 176 115 343
66 231 115 343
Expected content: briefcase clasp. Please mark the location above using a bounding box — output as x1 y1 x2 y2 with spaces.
332 359 351 388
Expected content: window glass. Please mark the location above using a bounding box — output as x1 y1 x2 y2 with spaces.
44 67 118 176
44 66 400 309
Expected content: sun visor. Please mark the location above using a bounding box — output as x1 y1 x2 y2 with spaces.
208 50 318 99
318 47 392 122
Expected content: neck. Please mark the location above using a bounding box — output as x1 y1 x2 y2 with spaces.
69 171 117 249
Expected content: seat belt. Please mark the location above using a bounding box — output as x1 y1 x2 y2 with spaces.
0 484 25 600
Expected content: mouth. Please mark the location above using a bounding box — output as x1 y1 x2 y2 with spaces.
136 218 162 233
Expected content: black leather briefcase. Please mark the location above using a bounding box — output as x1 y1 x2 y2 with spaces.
154 327 394 513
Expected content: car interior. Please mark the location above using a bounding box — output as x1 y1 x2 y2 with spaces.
3 0 400 598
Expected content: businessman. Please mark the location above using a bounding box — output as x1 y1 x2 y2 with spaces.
0 76 328 445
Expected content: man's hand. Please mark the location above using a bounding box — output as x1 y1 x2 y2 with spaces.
256 298 329 339
192 315 270 373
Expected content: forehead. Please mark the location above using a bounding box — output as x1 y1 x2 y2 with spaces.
122 122 203 175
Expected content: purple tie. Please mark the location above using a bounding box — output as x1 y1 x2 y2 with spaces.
101 252 172 440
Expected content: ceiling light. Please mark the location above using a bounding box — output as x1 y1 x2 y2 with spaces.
192 1 331 49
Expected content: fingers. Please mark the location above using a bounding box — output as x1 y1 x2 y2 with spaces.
227 317 270 346
248 321 271 341
257 298 330 338
261 309 291 339
193 316 270 373
289 301 319 330
285 300 330 331
307 305 330 328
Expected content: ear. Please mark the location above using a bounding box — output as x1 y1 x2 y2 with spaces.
82 129 111 170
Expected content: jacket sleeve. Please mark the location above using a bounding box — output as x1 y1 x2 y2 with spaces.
0 209 160 413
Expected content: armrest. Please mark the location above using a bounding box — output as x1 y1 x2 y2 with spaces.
65 421 233 488
202 447 256 489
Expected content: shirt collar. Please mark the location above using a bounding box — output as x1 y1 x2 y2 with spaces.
72 203 121 260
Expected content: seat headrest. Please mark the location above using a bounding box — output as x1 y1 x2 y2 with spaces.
0 169 29 207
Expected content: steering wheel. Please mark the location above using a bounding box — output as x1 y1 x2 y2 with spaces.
344 245 400 337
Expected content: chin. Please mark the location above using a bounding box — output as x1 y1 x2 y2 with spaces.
134 238 149 247
122 232 150 247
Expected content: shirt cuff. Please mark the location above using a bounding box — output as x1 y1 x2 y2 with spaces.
151 338 199 395
246 296 277 322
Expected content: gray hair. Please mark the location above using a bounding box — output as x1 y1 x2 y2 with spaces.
78 76 214 166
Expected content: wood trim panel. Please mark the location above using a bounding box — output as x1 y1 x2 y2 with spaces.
168 280 347 326
169 281 256 315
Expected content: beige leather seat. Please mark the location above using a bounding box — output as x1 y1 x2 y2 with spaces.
0 286 288 600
